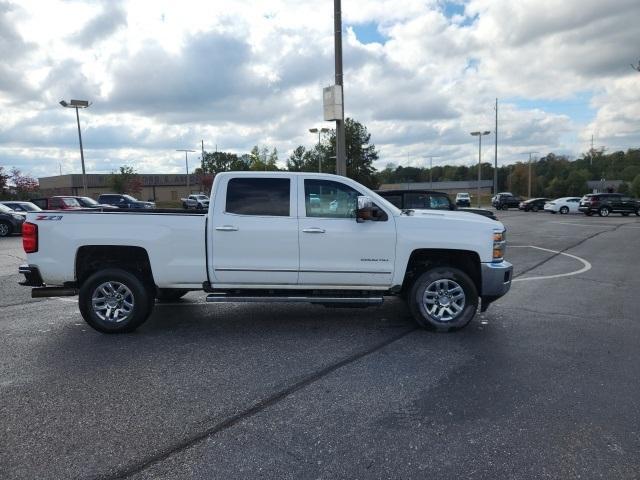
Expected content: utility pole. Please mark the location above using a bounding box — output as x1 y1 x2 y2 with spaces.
334 0 347 176
471 131 491 207
494 98 498 195
177 149 196 192
425 155 441 189
201 140 205 172
523 151 538 198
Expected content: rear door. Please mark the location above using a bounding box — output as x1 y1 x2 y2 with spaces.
210 175 299 285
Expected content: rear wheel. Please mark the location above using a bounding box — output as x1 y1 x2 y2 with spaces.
0 221 11 237
532 205 539 212
407 267 478 332
598 207 610 217
79 268 154 333
560 206 569 214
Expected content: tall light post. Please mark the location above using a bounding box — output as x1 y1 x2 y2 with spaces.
425 155 441 189
309 127 330 172
333 0 346 176
60 99 91 195
470 131 491 207
177 149 196 192
522 151 538 198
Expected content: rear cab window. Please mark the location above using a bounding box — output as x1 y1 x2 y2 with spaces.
225 177 291 216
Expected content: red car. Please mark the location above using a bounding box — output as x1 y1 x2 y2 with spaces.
30 196 84 210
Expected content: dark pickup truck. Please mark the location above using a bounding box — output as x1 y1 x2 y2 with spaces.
376 189 498 220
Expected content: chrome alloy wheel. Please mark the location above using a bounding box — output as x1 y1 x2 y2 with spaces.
91 281 135 323
422 279 466 322
0 223 9 236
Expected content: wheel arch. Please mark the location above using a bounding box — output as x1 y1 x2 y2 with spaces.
75 245 155 287
401 249 481 296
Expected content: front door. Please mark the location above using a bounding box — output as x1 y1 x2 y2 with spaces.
210 176 299 285
297 177 396 287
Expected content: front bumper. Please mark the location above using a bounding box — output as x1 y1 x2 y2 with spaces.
481 261 513 297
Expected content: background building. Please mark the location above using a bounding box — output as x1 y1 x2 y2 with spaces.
378 180 494 196
38 174 204 202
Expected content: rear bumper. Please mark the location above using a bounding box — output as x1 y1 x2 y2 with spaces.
18 264 45 287
481 261 513 297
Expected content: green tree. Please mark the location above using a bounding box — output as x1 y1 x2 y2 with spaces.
202 151 248 173
617 182 630 195
631 174 640 198
109 166 141 194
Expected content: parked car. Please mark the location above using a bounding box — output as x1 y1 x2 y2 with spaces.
72 196 118 209
492 193 522 210
0 203 25 237
181 194 210 210
376 189 497 220
97 194 156 209
19 172 512 333
0 201 42 213
29 196 84 210
455 192 471 207
518 198 549 212
578 193 640 217
543 197 581 214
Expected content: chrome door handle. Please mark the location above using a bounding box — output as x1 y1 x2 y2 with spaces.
302 227 325 233
215 225 239 231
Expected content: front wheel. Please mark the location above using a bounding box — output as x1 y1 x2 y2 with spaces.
79 268 154 333
532 206 539 212
407 267 478 332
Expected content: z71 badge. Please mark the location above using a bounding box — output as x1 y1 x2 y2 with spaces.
35 215 63 221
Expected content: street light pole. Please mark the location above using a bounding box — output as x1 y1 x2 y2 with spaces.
470 131 491 207
177 149 196 192
309 127 330 172
59 99 90 195
494 98 498 195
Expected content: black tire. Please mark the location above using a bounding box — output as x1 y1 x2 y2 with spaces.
79 268 154 333
156 288 189 302
0 221 11 237
532 206 539 212
598 207 610 217
407 266 478 332
560 206 569 214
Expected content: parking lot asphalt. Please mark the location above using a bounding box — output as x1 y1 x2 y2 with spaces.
1 210 640 479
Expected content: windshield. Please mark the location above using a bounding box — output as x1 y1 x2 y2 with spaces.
17 202 41 211
0 204 13 213
196 195 208 200
122 195 137 202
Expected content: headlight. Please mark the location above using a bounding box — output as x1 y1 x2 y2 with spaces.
493 229 506 262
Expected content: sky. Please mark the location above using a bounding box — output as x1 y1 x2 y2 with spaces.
0 0 639 178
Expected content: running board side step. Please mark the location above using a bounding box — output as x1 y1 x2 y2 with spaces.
206 294 384 305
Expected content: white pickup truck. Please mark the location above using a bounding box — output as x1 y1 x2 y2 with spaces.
19 172 512 333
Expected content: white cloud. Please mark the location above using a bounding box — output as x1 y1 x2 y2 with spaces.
0 0 639 177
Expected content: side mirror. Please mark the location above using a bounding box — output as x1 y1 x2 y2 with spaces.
356 195 387 222
356 195 373 222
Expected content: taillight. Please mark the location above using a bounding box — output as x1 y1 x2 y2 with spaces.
22 222 38 253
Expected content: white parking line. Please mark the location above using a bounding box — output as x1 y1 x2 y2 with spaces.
510 245 592 282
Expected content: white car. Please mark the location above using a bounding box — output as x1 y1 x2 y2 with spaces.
455 192 471 206
544 197 581 214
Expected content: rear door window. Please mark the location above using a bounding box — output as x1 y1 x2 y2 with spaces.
226 178 290 216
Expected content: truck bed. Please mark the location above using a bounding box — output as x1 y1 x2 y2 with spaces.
25 209 208 288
